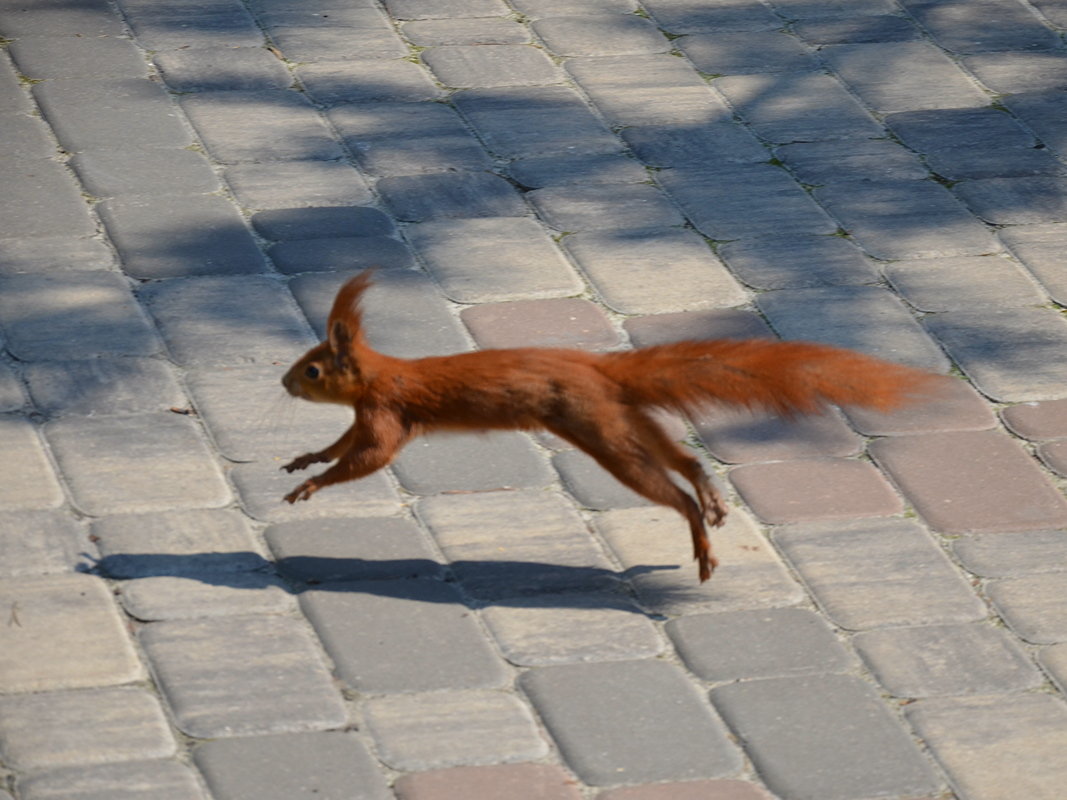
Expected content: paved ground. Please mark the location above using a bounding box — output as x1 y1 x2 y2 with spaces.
2 0 1067 798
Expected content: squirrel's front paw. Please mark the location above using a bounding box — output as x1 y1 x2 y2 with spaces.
284 479 318 504
282 453 323 473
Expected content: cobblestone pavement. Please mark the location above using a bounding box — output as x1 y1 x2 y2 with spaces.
2 0 1067 798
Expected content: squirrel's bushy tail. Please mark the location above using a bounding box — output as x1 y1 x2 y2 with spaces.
599 339 940 418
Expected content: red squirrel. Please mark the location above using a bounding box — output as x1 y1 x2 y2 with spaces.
281 270 939 582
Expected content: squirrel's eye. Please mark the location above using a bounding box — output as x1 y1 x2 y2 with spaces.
305 365 321 380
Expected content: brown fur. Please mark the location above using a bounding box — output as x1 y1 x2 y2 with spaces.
282 271 941 582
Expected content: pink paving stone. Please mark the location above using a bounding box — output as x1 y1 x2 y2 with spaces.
624 309 773 347
843 376 997 436
392 763 581 800
695 406 863 464
460 297 621 350
1040 440 1067 477
870 430 1067 533
729 458 903 524
1001 398 1067 440
598 780 775 799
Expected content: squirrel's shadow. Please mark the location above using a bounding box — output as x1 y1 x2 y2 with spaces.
79 551 680 613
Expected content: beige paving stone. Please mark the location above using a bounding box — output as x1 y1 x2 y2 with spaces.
0 415 64 512
0 687 174 770
0 574 145 693
987 572 1067 644
908 694 1067 800
595 506 804 614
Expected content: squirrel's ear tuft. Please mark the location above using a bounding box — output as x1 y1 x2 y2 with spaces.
325 269 376 375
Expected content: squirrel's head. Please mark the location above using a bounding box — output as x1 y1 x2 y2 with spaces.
282 270 375 405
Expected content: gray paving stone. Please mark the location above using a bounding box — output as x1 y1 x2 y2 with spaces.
416 491 617 599
118 0 263 49
1002 90 1067 160
393 763 582 800
552 448 659 510
566 54 734 126
0 363 25 411
266 516 446 583
0 52 30 112
140 615 347 738
711 674 937 800
72 148 221 198
0 687 175 771
482 594 663 666
696 406 863 464
999 223 1067 305
364 690 547 771
99 194 266 278
0 111 57 161
529 183 684 232
267 17 407 62
296 59 446 104
843 376 997 436
453 86 620 159
854 622 1043 697
91 508 270 579
901 0 1060 53
887 254 1047 311
8 35 148 80
511 0 639 13
681 31 815 74
27 317 130 390
406 217 584 303
392 431 554 494
1039 643 1067 694
464 297 617 350
567 228 748 313
33 78 192 152
509 153 648 188
775 138 929 183
622 124 766 168
642 0 781 33
140 275 313 366
924 307 1067 401
0 156 96 239
522 660 742 785
0 574 144 692
0 272 160 360
383 0 511 18
773 518 987 630
0 0 125 37
757 285 950 370
288 269 471 357
377 172 526 221
718 235 880 290
301 579 510 692
813 179 1001 260
667 607 856 681
963 49 1067 93
252 206 394 240
402 17 531 46
185 364 352 462
194 732 389 800
658 164 838 240
823 41 990 112
907 694 1067 800
180 91 344 163
224 160 374 209
0 510 93 578
793 14 921 44
17 760 208 800
955 175 1067 224
45 413 232 516
231 458 401 523
597 782 774 800
533 15 669 56
0 415 64 512
0 236 116 275
596 507 805 614
328 100 493 176
154 45 292 91
119 574 296 621
987 572 1067 644
1033 0 1067 25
